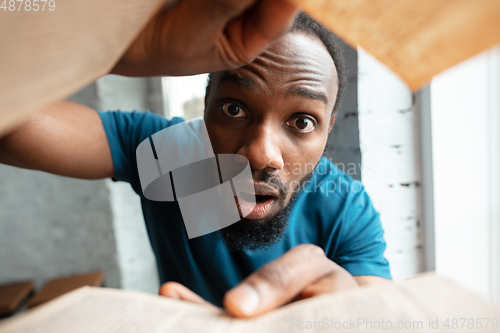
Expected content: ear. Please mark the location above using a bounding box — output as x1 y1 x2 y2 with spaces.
328 115 336 133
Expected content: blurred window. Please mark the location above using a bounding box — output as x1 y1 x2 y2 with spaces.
162 74 208 120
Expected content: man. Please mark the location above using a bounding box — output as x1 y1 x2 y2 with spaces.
0 13 391 318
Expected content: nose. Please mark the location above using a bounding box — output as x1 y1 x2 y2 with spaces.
236 125 284 172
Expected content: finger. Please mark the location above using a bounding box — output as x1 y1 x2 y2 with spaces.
159 282 208 304
152 0 261 55
223 244 334 318
297 267 359 300
229 0 299 58
178 0 258 29
178 0 297 48
201 0 256 21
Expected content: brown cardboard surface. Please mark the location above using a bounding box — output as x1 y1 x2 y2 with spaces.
292 0 500 89
0 281 34 316
27 271 103 309
1 0 499 136
1 273 500 333
0 0 166 136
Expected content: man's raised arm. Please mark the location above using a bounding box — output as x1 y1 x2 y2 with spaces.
0 100 114 180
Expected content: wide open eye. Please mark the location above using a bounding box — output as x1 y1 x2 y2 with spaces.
286 116 316 132
221 102 247 118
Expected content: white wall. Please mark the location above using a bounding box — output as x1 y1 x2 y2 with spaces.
0 76 161 294
0 166 121 289
431 47 500 304
358 48 424 280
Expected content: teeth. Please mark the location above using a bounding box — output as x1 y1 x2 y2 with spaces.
237 191 277 203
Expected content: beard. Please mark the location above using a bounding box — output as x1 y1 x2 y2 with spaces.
218 169 315 252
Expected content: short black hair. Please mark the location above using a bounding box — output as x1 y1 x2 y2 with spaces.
207 12 347 116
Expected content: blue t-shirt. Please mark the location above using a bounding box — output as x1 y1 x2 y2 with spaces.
99 110 391 306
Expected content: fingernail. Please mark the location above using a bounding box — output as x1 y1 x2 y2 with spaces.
227 284 259 315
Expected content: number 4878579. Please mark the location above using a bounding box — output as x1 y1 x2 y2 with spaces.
1 0 55 11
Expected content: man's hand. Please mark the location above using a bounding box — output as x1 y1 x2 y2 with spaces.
111 0 298 77
160 244 393 318
223 244 358 317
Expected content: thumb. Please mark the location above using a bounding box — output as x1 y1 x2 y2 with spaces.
160 282 209 305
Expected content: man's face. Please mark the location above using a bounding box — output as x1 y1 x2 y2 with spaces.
204 32 338 250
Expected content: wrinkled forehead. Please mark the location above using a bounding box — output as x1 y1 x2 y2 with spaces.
211 32 338 105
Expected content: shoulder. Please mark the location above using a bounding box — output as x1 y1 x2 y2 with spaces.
291 157 377 236
98 109 185 144
290 158 368 233
300 157 364 205
97 110 185 183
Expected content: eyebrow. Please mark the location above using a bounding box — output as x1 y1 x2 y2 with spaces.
217 72 329 105
217 72 257 89
286 87 328 105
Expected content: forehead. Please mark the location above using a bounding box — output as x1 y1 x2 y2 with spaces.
211 32 338 106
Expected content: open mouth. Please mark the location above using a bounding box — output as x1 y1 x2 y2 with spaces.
255 195 275 203
235 192 278 220
238 191 273 203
